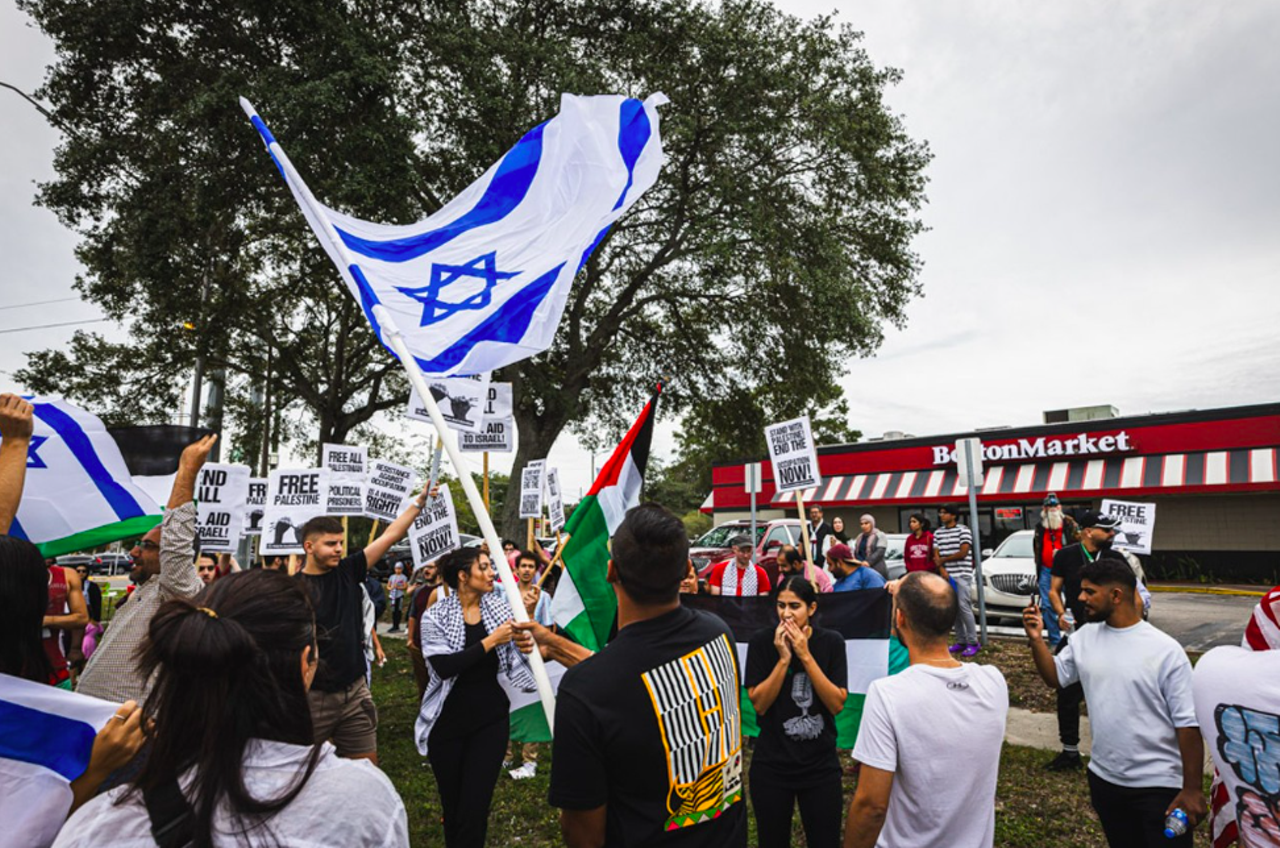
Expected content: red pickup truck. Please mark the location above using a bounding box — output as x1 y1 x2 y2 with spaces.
690 518 809 588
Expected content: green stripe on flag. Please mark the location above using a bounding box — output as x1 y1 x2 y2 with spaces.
739 636 910 749
558 494 615 652
35 514 162 559
509 701 553 744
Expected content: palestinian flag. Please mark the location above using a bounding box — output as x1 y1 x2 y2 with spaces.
505 385 660 742
682 591 908 748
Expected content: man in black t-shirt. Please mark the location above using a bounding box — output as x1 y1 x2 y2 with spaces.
548 503 747 848
295 492 425 763
1044 510 1121 772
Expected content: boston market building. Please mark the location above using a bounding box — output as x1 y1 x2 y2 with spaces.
705 402 1280 582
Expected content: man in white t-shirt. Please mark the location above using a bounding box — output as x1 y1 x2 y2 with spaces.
1192 585 1280 848
1023 552 1206 847
844 572 1008 848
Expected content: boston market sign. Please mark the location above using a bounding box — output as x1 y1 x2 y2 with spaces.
932 431 1135 465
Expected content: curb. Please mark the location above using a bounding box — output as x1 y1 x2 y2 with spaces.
1149 585 1267 597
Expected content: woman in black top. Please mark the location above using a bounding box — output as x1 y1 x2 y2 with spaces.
745 575 849 848
415 548 535 848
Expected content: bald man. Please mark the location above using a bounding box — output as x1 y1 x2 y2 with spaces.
843 573 1008 848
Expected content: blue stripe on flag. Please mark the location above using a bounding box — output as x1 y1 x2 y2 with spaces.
0 697 97 781
612 99 651 211
336 123 548 263
8 515 26 540
33 403 146 521
248 115 287 179
413 263 565 373
347 263 387 350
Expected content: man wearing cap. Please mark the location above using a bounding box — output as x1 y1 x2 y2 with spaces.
1033 494 1078 646
707 535 772 596
827 542 887 592
1043 509 1121 771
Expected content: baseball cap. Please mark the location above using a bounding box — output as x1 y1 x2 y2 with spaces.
1078 510 1121 530
728 534 753 549
826 542 854 562
1043 493 1060 507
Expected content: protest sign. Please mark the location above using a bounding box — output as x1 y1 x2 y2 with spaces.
260 468 328 556
460 418 515 453
409 484 461 568
409 374 490 432
243 478 267 536
195 463 251 553
519 460 546 519
546 467 566 532
1100 499 1157 555
765 415 822 493
364 460 421 523
483 383 513 419
322 443 368 516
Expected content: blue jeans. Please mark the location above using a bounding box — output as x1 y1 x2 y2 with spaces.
1038 568 1060 646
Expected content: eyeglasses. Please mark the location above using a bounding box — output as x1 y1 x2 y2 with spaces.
134 540 160 551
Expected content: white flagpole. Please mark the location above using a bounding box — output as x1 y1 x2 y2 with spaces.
240 99 557 731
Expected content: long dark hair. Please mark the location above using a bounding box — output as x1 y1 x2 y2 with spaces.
125 570 321 846
439 547 483 590
0 536 53 683
774 574 820 609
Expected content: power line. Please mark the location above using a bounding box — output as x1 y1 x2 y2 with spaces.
0 296 83 311
0 318 109 336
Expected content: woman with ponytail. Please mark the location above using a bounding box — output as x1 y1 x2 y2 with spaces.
416 546 536 848
53 569 408 847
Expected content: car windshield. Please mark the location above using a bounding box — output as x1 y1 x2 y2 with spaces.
994 533 1035 558
884 535 906 560
694 525 766 548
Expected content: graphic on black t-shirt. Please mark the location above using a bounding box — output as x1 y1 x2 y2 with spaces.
783 673 823 741
639 633 743 831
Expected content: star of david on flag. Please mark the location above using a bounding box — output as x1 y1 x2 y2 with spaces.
242 92 668 376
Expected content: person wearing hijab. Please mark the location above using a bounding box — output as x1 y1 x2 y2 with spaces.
851 515 888 579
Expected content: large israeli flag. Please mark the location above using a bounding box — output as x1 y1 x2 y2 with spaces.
242 93 668 376
4 399 163 557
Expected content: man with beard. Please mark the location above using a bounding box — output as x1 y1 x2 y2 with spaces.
808 505 832 565
1032 493 1078 646
1024 555 1204 846
1042 510 1120 771
778 543 833 592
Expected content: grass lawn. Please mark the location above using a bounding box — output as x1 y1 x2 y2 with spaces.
371 646 1211 847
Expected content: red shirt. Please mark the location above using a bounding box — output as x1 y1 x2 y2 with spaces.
707 560 772 596
43 566 70 685
1042 528 1066 570
904 531 936 573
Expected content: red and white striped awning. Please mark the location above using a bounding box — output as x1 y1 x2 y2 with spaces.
770 447 1280 506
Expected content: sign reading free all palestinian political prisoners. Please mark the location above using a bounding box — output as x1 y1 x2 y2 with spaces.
547 467 566 531
519 460 546 519
409 374 490 432
243 478 267 536
765 415 822 493
409 485 461 568
322 443 368 516
1100 499 1157 555
260 469 328 556
364 460 422 523
194 463 251 553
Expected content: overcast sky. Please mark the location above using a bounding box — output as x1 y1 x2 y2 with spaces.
3 1 1279 498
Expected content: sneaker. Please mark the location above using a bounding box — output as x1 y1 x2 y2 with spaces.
509 762 537 780
961 645 981 658
1044 750 1083 772
948 643 965 654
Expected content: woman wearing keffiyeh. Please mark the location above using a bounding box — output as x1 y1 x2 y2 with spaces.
415 547 535 848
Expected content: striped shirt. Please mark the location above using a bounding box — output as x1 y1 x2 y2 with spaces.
934 524 974 577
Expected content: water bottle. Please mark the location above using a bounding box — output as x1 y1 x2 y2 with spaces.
1164 808 1188 838
1062 609 1075 630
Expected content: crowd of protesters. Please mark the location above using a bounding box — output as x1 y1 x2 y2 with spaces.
0 390 1271 847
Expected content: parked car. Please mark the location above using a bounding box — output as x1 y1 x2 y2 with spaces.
93 552 134 576
55 554 95 572
691 518 807 588
972 529 1038 621
884 533 908 581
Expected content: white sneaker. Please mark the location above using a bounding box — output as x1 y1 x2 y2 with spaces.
509 762 537 780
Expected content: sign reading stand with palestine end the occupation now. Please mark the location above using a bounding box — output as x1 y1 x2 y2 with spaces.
409 484 461 568
519 460 546 519
765 415 822 492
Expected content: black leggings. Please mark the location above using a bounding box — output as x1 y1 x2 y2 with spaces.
749 763 843 848
391 596 404 629
427 718 508 848
1055 635 1085 746
1087 770 1191 848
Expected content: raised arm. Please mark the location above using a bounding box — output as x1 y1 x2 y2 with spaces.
159 436 216 597
363 487 431 565
0 394 34 534
43 567 89 630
